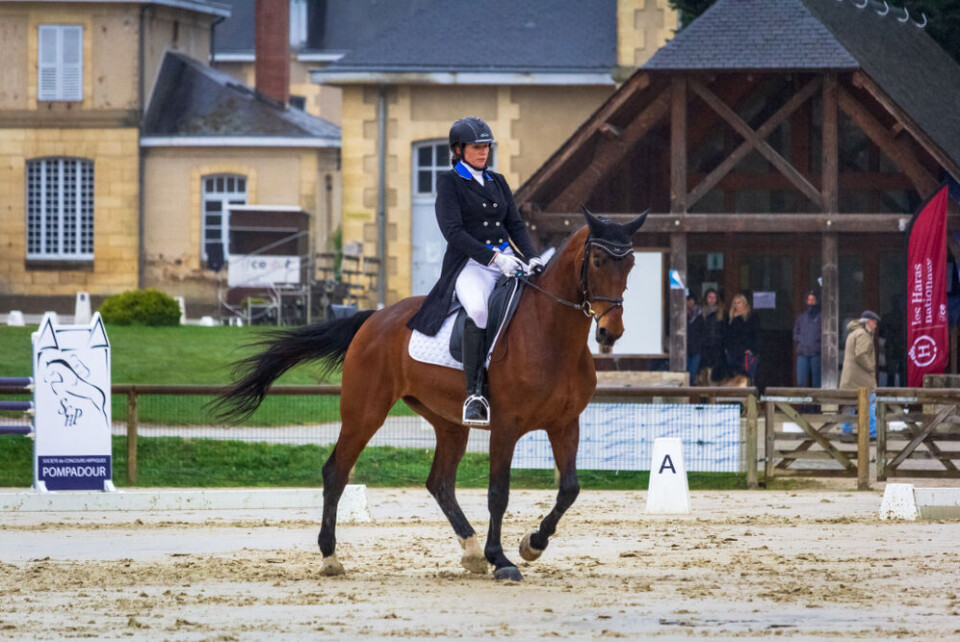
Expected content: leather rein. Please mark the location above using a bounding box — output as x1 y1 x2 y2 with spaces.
517 236 631 321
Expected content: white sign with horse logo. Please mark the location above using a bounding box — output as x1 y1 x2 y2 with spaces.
32 312 112 491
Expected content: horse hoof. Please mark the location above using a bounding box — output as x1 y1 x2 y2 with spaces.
461 552 489 574
493 566 523 582
519 532 544 562
319 554 345 577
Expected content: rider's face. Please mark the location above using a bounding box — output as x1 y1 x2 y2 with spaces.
462 143 490 168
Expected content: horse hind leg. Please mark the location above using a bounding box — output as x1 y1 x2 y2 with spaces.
420 412 487 574
520 419 580 563
317 388 395 576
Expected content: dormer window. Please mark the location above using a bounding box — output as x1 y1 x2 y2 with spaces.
38 25 83 102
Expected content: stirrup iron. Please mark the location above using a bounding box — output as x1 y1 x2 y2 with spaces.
462 394 490 427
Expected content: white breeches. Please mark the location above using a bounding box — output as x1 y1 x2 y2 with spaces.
455 247 515 329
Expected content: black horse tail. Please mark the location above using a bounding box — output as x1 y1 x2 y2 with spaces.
212 310 376 422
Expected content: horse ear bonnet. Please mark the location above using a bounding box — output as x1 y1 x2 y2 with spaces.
580 205 646 258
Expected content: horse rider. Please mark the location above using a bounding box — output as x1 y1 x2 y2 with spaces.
407 117 542 426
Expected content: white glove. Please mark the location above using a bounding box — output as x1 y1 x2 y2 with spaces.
526 256 544 275
491 252 525 277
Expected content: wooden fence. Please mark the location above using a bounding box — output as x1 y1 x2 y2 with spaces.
111 384 761 487
762 386 960 487
762 387 871 490
14 382 959 487
876 388 960 480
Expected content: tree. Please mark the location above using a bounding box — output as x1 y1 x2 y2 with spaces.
668 0 960 64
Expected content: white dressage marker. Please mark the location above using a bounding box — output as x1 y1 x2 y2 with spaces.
879 483 918 520
880 483 960 521
645 437 690 514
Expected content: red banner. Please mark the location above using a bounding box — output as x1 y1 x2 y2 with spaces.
907 185 949 387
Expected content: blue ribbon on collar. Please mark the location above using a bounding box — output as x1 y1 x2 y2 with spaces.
455 161 492 182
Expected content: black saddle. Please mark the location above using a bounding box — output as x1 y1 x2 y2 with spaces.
449 275 525 363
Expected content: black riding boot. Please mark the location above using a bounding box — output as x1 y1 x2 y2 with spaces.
462 319 490 426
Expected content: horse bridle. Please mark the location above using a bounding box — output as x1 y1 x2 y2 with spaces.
518 236 631 321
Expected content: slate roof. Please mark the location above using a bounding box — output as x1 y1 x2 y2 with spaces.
213 0 439 56
802 0 960 174
644 0 857 70
644 0 960 172
321 0 617 74
142 52 340 142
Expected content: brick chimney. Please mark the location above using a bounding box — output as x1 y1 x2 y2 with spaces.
255 0 290 105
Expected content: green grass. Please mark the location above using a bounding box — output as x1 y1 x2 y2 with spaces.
0 324 417 424
0 435 746 490
0 324 337 384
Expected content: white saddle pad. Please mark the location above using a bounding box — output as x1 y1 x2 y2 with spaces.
408 312 467 371
410 310 508 371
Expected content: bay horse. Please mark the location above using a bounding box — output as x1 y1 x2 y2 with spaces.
215 207 647 581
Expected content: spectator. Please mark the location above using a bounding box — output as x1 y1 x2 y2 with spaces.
700 288 726 382
726 293 761 383
793 290 822 387
840 310 879 438
687 295 705 385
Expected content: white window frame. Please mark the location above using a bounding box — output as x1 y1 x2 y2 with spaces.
412 139 497 199
26 158 95 261
38 25 83 102
201 174 248 260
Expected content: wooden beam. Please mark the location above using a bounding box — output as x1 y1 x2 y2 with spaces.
852 71 960 185
689 79 824 209
687 77 822 210
686 172 914 191
515 72 650 204
822 74 839 214
530 213 924 235
670 77 687 214
549 89 670 212
670 232 687 373
837 85 938 197
822 233 839 388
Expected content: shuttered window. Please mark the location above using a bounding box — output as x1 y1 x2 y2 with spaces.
26 158 95 260
38 25 83 101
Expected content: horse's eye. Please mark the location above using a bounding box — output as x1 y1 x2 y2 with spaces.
592 257 602 267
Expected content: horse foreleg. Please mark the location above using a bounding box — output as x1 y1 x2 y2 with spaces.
520 419 580 562
484 429 522 581
425 419 486 574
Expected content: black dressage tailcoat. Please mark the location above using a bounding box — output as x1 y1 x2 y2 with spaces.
407 165 537 335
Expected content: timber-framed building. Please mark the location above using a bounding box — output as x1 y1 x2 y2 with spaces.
516 0 960 388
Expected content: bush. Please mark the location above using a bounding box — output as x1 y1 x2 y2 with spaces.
98 289 181 326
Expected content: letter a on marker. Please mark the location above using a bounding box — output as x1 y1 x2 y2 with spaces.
659 454 676 474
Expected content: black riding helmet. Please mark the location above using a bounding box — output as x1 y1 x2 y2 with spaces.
449 117 495 150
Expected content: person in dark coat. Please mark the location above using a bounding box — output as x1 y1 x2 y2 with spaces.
686 295 705 385
725 293 761 382
793 290 822 387
407 117 540 427
700 288 726 380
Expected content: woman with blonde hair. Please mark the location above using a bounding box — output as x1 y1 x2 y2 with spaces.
725 293 761 382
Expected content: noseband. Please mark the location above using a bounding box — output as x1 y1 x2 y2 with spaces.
520 236 631 321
